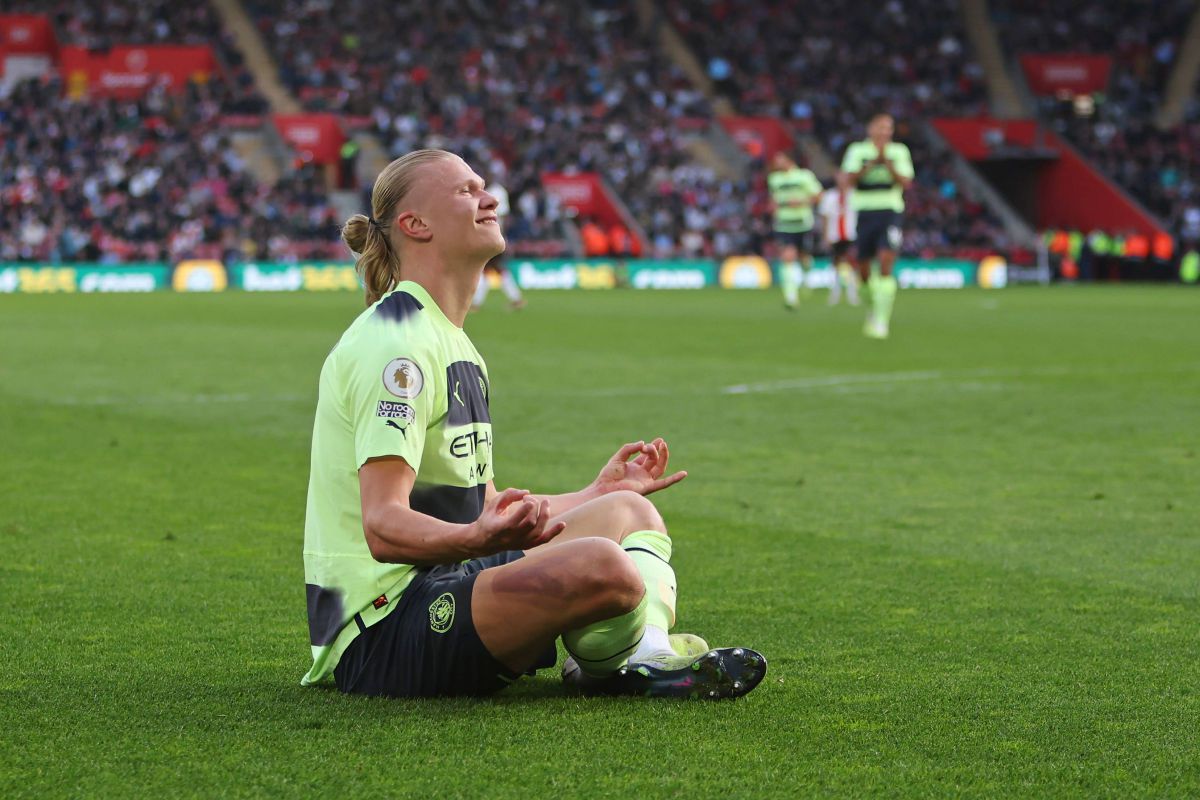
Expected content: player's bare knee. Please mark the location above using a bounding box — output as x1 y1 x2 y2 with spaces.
609 489 667 536
575 537 643 616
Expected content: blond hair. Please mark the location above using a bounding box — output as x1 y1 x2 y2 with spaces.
341 149 455 305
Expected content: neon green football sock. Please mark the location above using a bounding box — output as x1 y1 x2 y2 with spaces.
562 593 647 678
871 275 898 324
623 529 677 632
563 530 680 677
799 257 814 297
780 262 801 306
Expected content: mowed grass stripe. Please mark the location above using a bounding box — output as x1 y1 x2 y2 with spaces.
1 287 1197 798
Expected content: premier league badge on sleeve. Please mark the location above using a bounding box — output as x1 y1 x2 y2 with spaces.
382 357 424 399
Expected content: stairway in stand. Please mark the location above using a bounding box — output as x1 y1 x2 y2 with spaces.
632 0 756 180
208 0 300 114
210 0 396 193
1157 3 1200 127
961 0 1026 118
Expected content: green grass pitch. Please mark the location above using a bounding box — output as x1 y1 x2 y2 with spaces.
1 286 1198 798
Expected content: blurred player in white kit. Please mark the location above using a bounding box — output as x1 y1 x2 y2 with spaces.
472 166 526 311
817 183 860 306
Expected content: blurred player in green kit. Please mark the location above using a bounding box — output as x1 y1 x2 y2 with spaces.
768 151 823 310
840 114 914 338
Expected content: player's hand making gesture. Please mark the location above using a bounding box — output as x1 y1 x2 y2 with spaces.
591 438 687 497
469 489 566 554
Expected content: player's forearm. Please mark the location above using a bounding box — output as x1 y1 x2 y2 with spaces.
534 483 605 518
362 502 476 565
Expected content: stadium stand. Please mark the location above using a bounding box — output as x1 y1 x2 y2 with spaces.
0 0 268 114
0 77 340 262
245 0 778 257
664 0 1009 257
667 0 988 139
1 0 1061 263
991 0 1198 232
2 0 228 46
0 1 348 263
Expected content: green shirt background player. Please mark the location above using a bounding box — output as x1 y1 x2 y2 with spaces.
768 152 824 310
839 113 914 339
303 148 767 699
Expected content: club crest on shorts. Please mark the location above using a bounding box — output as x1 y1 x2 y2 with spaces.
382 357 424 398
428 592 455 633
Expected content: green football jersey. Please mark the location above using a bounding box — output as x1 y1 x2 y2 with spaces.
840 140 914 213
768 167 823 233
301 280 495 686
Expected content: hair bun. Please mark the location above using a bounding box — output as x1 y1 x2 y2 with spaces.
341 213 371 254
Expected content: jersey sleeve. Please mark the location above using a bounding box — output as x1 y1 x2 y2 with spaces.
840 144 863 174
894 145 915 180
342 342 438 474
805 171 824 196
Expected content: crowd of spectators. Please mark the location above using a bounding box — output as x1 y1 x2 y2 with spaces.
2 0 225 48
0 1 344 263
0 0 268 114
0 78 341 263
666 0 1007 257
1 0 1030 262
247 0 774 258
991 0 1200 234
992 0 1186 119
1055 115 1200 237
668 0 987 150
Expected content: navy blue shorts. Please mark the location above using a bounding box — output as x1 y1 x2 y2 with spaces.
773 229 815 254
855 210 902 260
334 551 555 697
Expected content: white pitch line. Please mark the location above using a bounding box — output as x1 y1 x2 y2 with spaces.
722 369 948 395
719 362 1200 396
514 367 1012 399
47 392 310 407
